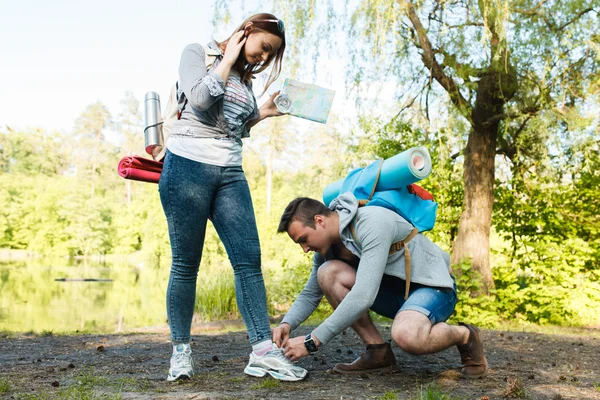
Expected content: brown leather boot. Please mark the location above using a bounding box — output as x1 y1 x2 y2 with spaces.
457 323 488 378
332 343 397 374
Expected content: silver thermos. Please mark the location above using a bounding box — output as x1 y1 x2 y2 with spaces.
144 92 164 158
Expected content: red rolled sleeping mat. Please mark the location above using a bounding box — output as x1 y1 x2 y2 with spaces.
117 156 163 184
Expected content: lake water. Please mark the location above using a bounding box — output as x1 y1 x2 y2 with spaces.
0 257 171 333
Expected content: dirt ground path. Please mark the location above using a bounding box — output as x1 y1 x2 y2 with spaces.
1 324 599 399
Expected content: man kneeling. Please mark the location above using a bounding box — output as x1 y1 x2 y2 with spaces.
272 194 487 378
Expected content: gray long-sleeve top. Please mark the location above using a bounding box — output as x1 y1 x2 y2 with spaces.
171 42 258 142
281 192 454 345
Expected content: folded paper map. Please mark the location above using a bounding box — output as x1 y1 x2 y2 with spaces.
274 78 336 124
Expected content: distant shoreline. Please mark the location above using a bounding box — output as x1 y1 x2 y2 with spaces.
0 249 151 265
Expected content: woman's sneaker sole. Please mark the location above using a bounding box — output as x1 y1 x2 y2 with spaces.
243 344 308 381
167 370 193 382
244 365 306 381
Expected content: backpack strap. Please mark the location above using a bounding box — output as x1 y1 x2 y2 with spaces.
203 46 221 67
350 214 418 300
176 81 185 120
357 159 384 207
368 160 384 200
351 158 426 299
392 227 418 300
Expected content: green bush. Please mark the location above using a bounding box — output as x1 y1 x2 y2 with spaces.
449 261 500 328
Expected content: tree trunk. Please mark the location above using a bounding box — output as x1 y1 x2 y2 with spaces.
401 0 517 294
451 128 496 292
450 72 505 294
91 160 96 198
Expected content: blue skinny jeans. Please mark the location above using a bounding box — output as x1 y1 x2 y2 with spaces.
159 149 271 345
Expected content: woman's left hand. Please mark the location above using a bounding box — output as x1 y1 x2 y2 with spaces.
283 335 309 361
260 91 284 118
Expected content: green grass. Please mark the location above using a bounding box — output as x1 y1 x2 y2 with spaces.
413 383 463 400
5 329 106 337
57 385 121 400
1 369 150 399
11 394 49 400
111 377 138 391
594 382 600 392
250 377 281 390
74 369 110 387
194 269 239 321
56 369 132 399
56 369 119 399
377 384 462 400
378 391 398 400
0 377 11 393
502 377 529 399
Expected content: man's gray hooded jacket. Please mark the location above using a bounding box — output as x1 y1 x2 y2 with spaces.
281 192 455 345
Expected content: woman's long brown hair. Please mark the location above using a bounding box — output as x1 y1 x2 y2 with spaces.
217 13 286 96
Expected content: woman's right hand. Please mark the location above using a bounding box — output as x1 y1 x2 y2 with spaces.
222 30 246 67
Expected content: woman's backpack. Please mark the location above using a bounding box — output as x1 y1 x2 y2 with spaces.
153 44 220 161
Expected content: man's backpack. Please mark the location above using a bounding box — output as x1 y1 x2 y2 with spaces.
339 157 438 232
339 158 438 300
152 44 221 161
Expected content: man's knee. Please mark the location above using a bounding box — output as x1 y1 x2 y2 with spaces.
317 260 355 292
391 311 431 355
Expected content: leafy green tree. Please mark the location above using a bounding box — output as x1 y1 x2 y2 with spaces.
115 91 144 204
73 102 112 197
0 177 29 249
0 128 67 175
246 0 599 293
491 131 600 325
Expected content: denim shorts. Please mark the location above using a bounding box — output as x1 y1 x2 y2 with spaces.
370 275 457 325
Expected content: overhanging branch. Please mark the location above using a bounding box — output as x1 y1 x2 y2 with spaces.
401 1 473 124
512 0 550 15
512 5 594 32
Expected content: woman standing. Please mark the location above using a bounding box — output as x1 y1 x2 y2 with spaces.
159 13 307 382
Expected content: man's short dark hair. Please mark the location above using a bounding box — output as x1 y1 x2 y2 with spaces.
278 197 333 233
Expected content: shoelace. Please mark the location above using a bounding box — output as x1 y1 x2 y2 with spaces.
266 348 292 364
173 351 193 368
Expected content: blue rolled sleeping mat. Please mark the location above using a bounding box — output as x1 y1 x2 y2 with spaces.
322 146 437 232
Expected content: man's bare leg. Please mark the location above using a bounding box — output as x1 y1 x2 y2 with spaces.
318 260 397 373
391 310 469 354
391 310 487 378
317 260 383 344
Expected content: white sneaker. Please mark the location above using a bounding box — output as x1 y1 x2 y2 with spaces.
167 343 194 381
244 344 308 381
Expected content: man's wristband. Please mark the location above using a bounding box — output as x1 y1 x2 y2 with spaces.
304 333 319 353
